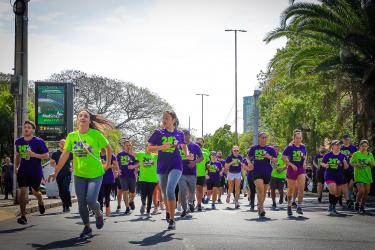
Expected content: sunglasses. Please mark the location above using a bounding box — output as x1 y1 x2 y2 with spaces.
233 150 239 152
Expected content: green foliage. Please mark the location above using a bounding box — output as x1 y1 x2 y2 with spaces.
238 132 253 156
106 129 122 154
0 77 14 158
204 124 235 157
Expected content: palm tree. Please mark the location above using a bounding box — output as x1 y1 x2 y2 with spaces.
264 0 375 145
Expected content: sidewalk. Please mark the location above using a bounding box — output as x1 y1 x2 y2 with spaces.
0 194 77 222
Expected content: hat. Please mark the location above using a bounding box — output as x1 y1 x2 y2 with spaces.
343 134 350 140
183 129 191 135
331 140 341 146
210 151 217 156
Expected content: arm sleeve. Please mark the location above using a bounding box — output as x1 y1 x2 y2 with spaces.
148 130 161 145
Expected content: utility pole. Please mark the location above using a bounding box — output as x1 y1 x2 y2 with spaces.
225 29 246 145
195 93 209 138
12 0 29 204
253 90 261 145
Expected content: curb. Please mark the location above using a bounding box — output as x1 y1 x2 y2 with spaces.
16 198 78 216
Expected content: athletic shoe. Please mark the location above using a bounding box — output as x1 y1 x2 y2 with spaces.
338 197 343 207
146 213 151 218
96 213 104 229
211 203 216 210
79 227 92 239
360 205 366 215
197 204 202 212
287 206 293 216
250 205 255 211
140 204 145 215
124 207 131 215
39 203 46 215
116 206 121 213
204 197 210 204
152 207 158 215
318 197 322 203
129 201 135 210
332 205 339 215
166 211 170 222
168 220 176 230
177 203 182 212
181 210 188 217
217 199 223 204
272 202 277 208
327 204 334 216
292 202 297 208
260 210 266 217
17 216 27 225
296 206 303 215
188 203 195 213
226 195 231 204
279 197 284 205
235 201 240 209
346 200 353 208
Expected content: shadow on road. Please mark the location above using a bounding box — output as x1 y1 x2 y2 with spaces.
29 235 96 250
283 216 310 221
245 217 278 222
0 225 34 234
129 230 182 246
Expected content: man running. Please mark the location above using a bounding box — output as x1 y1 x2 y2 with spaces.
205 151 223 210
216 150 226 204
15 120 49 225
270 145 286 208
195 137 209 211
313 146 326 203
340 134 357 207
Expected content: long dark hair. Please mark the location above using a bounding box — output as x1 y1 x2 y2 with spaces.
164 110 179 128
77 109 114 134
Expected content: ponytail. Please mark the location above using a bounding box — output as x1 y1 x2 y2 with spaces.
78 109 114 134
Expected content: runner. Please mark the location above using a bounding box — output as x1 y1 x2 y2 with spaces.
247 133 277 217
15 120 49 225
49 110 113 238
270 145 287 208
195 137 209 211
178 130 202 217
242 157 256 211
321 140 348 215
117 140 139 215
313 146 326 203
225 145 243 209
136 151 158 217
50 139 73 212
350 140 375 214
146 110 189 230
98 150 118 216
205 151 223 210
115 174 123 212
282 129 307 216
217 150 226 204
340 134 357 208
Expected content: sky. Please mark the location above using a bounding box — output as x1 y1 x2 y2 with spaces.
0 0 288 137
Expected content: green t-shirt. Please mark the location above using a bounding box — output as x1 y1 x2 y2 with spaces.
65 128 109 178
351 151 374 184
196 148 209 177
136 151 158 183
271 152 287 179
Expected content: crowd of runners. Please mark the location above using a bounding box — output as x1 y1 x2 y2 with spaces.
13 109 375 238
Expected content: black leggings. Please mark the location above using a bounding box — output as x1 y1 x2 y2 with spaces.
98 184 114 210
141 182 157 213
248 178 256 206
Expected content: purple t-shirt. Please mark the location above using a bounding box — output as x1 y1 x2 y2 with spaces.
314 153 325 174
206 161 222 183
117 151 138 179
243 158 253 181
148 128 185 174
322 152 346 180
225 154 243 173
283 144 307 169
181 142 202 176
341 144 357 173
101 154 116 184
218 159 227 177
15 136 48 178
247 145 277 176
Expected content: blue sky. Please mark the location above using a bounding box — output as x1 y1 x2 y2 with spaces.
0 0 289 136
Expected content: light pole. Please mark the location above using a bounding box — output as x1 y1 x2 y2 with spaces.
253 89 261 145
196 93 209 138
225 29 246 145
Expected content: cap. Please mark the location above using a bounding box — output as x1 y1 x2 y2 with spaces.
210 151 217 156
183 129 191 135
343 134 350 139
331 140 341 146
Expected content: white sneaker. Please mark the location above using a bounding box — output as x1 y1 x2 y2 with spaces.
226 196 231 204
177 203 182 212
152 207 158 215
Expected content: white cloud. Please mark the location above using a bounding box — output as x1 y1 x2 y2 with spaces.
35 11 64 22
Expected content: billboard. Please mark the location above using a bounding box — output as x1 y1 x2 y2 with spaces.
37 85 65 125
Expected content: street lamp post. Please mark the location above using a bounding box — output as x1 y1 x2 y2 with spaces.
196 93 209 138
225 29 246 145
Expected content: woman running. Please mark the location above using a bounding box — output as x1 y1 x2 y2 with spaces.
147 110 189 230
282 129 307 216
49 109 113 238
98 149 118 216
242 157 256 211
247 132 277 217
350 140 375 214
270 145 287 208
205 151 223 210
313 146 326 203
321 140 348 215
340 135 357 208
225 145 243 209
216 150 226 204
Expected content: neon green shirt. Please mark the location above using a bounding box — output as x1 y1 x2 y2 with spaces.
136 151 158 183
271 152 286 179
351 151 374 184
65 128 109 178
196 148 209 177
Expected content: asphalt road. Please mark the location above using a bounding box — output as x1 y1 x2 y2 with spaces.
0 193 374 250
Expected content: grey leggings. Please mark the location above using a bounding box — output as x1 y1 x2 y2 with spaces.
158 169 182 201
74 175 103 225
178 175 197 211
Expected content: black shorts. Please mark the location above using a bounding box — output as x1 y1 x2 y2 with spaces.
252 172 271 185
17 174 42 191
344 171 354 184
207 181 221 190
115 177 122 190
270 177 285 190
119 177 136 193
220 176 226 187
196 176 206 186
317 172 325 184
